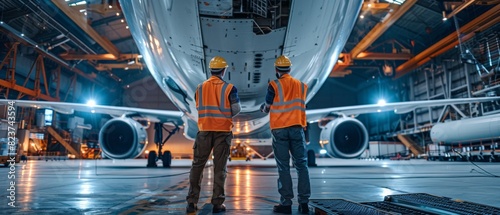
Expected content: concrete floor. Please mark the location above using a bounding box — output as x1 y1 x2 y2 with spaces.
1 158 500 214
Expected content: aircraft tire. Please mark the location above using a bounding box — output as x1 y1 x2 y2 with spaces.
162 151 172 168
147 151 158 167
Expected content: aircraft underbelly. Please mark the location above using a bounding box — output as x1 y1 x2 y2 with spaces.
200 17 287 112
121 0 362 137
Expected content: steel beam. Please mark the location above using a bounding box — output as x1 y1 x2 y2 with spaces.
355 52 413 60
361 2 392 12
0 79 58 101
51 0 121 57
395 5 500 79
329 53 351 76
1 43 20 100
350 0 417 58
331 0 417 76
1 46 59 101
445 0 476 20
0 24 105 85
60 53 139 61
94 63 144 71
54 66 61 100
330 51 413 76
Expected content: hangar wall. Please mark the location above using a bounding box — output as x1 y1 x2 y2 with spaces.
357 23 500 145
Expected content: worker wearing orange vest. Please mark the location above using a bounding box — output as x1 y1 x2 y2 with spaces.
260 55 311 214
186 56 241 214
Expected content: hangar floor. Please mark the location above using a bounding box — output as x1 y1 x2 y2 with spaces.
1 158 500 214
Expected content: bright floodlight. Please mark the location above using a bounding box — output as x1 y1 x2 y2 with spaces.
86 99 96 107
320 149 327 155
377 99 386 106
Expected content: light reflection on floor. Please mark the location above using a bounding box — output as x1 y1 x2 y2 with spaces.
1 158 500 214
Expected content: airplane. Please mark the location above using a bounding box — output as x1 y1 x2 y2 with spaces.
1 0 500 165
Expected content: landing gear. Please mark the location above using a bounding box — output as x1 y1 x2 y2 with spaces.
162 150 172 167
146 123 179 168
147 151 158 167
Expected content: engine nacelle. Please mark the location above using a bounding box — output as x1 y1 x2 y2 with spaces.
319 117 368 159
99 118 148 159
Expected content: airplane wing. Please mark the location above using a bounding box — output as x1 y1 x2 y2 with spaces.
0 99 184 125
306 97 500 123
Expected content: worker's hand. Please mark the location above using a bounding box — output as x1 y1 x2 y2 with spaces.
260 103 269 113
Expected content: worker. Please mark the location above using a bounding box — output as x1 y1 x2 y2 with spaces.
260 55 311 214
186 56 241 213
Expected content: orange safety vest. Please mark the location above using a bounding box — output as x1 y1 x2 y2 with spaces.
196 76 234 131
269 74 307 129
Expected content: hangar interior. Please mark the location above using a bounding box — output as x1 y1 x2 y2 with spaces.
0 0 499 162
2 1 500 214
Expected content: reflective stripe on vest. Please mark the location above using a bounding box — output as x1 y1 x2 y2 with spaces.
197 83 231 118
197 77 234 132
270 80 306 113
269 76 307 129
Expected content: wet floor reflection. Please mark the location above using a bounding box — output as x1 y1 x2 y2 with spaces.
2 159 500 214
19 161 34 208
230 167 254 211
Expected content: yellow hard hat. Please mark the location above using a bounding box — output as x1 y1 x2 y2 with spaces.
209 56 228 69
274 55 292 68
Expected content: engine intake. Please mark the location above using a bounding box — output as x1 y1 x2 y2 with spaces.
319 117 368 159
99 118 148 159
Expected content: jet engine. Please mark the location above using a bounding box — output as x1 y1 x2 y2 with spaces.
99 118 148 159
319 117 368 159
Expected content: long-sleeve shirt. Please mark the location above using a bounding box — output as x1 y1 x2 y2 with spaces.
265 85 276 106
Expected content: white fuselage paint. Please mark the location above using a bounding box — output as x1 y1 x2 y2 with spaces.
120 0 362 139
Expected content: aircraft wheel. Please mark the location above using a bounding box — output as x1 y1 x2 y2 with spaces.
147 151 158 167
162 151 172 168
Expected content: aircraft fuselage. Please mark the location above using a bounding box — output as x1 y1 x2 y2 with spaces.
120 0 362 139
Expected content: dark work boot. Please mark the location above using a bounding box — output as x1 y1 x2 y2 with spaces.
212 204 226 213
186 203 197 213
298 203 309 214
273 204 292 214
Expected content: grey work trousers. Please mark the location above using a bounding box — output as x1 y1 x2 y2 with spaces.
186 131 232 205
271 126 311 206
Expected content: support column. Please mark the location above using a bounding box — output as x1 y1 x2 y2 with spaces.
1 44 58 101
464 64 473 117
424 69 432 124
